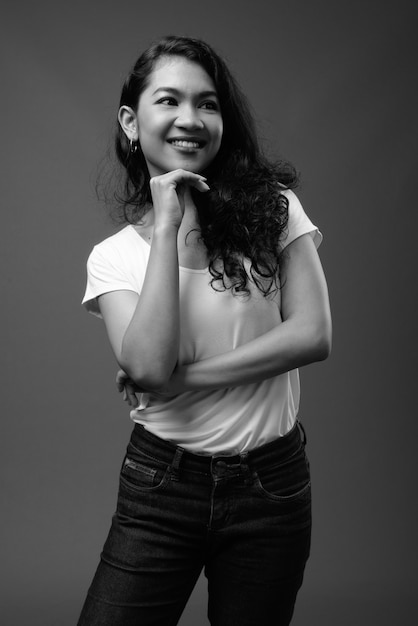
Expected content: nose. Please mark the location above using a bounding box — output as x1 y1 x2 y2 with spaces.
174 105 204 130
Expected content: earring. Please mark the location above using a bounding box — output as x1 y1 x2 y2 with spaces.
129 138 138 154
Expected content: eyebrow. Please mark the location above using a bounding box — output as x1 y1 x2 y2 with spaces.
152 87 219 99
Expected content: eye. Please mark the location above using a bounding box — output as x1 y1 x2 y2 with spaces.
156 97 178 106
200 101 219 111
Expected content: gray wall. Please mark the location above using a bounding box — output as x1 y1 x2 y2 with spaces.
2 0 416 624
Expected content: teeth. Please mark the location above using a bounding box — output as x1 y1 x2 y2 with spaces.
170 140 200 148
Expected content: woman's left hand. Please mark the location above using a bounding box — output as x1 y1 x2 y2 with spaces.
116 369 141 407
116 369 181 407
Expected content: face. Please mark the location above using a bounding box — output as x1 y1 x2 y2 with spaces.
123 56 223 177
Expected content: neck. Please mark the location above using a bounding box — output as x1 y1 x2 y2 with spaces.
183 187 199 219
179 188 201 247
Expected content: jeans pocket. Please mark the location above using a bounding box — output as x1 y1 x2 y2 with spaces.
120 456 169 493
253 449 311 503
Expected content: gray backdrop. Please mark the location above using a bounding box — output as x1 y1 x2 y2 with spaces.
2 0 416 624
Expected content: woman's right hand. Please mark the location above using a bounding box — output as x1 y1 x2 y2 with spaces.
99 170 209 392
150 169 209 229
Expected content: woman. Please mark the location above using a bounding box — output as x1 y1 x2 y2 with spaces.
78 35 331 626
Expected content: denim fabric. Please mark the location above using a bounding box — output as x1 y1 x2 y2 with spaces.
77 421 311 626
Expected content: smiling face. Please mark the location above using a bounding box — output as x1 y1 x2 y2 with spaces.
122 56 223 177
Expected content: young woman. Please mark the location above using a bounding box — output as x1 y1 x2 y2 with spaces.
78 35 331 626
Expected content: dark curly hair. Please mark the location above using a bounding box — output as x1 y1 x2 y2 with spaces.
111 35 299 296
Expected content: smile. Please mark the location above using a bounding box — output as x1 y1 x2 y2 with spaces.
167 137 206 151
171 140 200 148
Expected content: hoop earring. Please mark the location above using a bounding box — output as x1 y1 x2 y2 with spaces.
129 138 138 154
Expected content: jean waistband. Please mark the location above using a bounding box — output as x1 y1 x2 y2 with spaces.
129 422 306 475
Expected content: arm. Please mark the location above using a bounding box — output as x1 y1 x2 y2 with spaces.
171 233 331 391
98 169 209 391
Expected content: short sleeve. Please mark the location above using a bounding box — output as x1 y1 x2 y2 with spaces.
280 189 322 250
82 244 138 317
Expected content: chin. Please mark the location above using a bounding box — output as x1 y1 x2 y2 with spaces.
148 155 213 177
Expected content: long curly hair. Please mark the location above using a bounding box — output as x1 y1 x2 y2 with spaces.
111 35 298 296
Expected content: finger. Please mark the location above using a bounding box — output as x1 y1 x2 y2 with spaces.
126 384 139 407
116 369 128 390
172 177 209 194
190 179 210 192
166 170 209 189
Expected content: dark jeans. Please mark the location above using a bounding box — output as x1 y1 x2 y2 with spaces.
77 421 311 626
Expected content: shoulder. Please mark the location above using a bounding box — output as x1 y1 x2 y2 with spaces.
87 225 148 266
278 187 309 228
82 226 148 315
278 187 323 250
90 225 136 256
278 187 302 211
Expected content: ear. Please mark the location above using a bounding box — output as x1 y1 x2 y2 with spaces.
118 106 138 140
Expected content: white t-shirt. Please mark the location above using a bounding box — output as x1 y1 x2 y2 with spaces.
82 189 322 453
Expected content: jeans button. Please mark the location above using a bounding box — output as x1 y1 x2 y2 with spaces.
215 460 227 475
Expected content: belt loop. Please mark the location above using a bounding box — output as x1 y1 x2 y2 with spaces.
239 451 252 482
170 447 184 481
297 421 307 446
